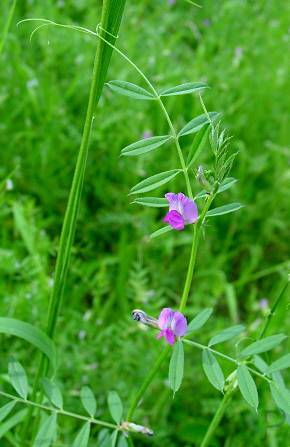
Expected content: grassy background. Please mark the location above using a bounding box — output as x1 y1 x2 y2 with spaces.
0 0 289 445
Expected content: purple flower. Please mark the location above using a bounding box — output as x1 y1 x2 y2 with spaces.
203 19 211 27
142 130 153 140
259 298 269 311
235 47 243 58
163 192 198 231
157 308 187 345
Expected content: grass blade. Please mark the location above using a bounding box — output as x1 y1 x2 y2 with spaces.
0 318 57 371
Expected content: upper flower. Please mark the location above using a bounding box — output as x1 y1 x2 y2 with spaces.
163 192 198 231
157 308 187 345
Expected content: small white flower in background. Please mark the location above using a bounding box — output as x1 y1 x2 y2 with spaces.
6 179 13 191
83 310 92 321
89 362 98 370
48 277 54 288
258 298 269 311
75 54 84 65
78 330 87 340
26 78 39 89
233 47 243 67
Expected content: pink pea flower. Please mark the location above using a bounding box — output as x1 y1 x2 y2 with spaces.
157 308 187 345
163 192 198 231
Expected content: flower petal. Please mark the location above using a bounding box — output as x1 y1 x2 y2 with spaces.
158 308 174 330
165 192 179 211
171 311 188 336
156 330 165 339
178 193 198 224
164 210 185 230
165 328 175 345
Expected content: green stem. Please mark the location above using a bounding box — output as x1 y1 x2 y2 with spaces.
200 388 233 447
179 192 216 312
91 30 193 199
0 390 117 430
196 260 286 447
126 194 215 420
21 0 126 440
0 0 17 56
179 226 199 312
259 279 289 339
126 346 170 420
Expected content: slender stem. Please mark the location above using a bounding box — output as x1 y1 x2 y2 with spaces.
197 247 288 447
126 194 215 420
200 388 233 447
179 226 199 312
21 0 126 439
0 391 117 429
179 192 216 312
259 279 289 339
0 0 17 56
126 346 170 420
91 30 194 199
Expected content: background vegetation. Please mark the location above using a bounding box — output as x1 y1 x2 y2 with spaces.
0 0 289 445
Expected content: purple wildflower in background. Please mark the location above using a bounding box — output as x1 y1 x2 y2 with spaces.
142 130 153 139
164 192 198 230
203 19 211 27
168 0 176 5
157 308 187 345
259 298 269 310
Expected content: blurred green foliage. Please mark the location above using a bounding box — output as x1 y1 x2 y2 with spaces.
0 0 289 445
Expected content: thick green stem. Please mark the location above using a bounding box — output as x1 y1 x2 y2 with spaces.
200 389 233 447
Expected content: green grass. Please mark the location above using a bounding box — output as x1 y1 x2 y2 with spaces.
0 0 289 446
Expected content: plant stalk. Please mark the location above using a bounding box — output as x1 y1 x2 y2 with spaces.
126 193 216 420
200 388 233 447
259 279 289 339
21 0 126 440
0 0 17 56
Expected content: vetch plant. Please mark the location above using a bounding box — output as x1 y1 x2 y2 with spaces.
0 2 289 447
